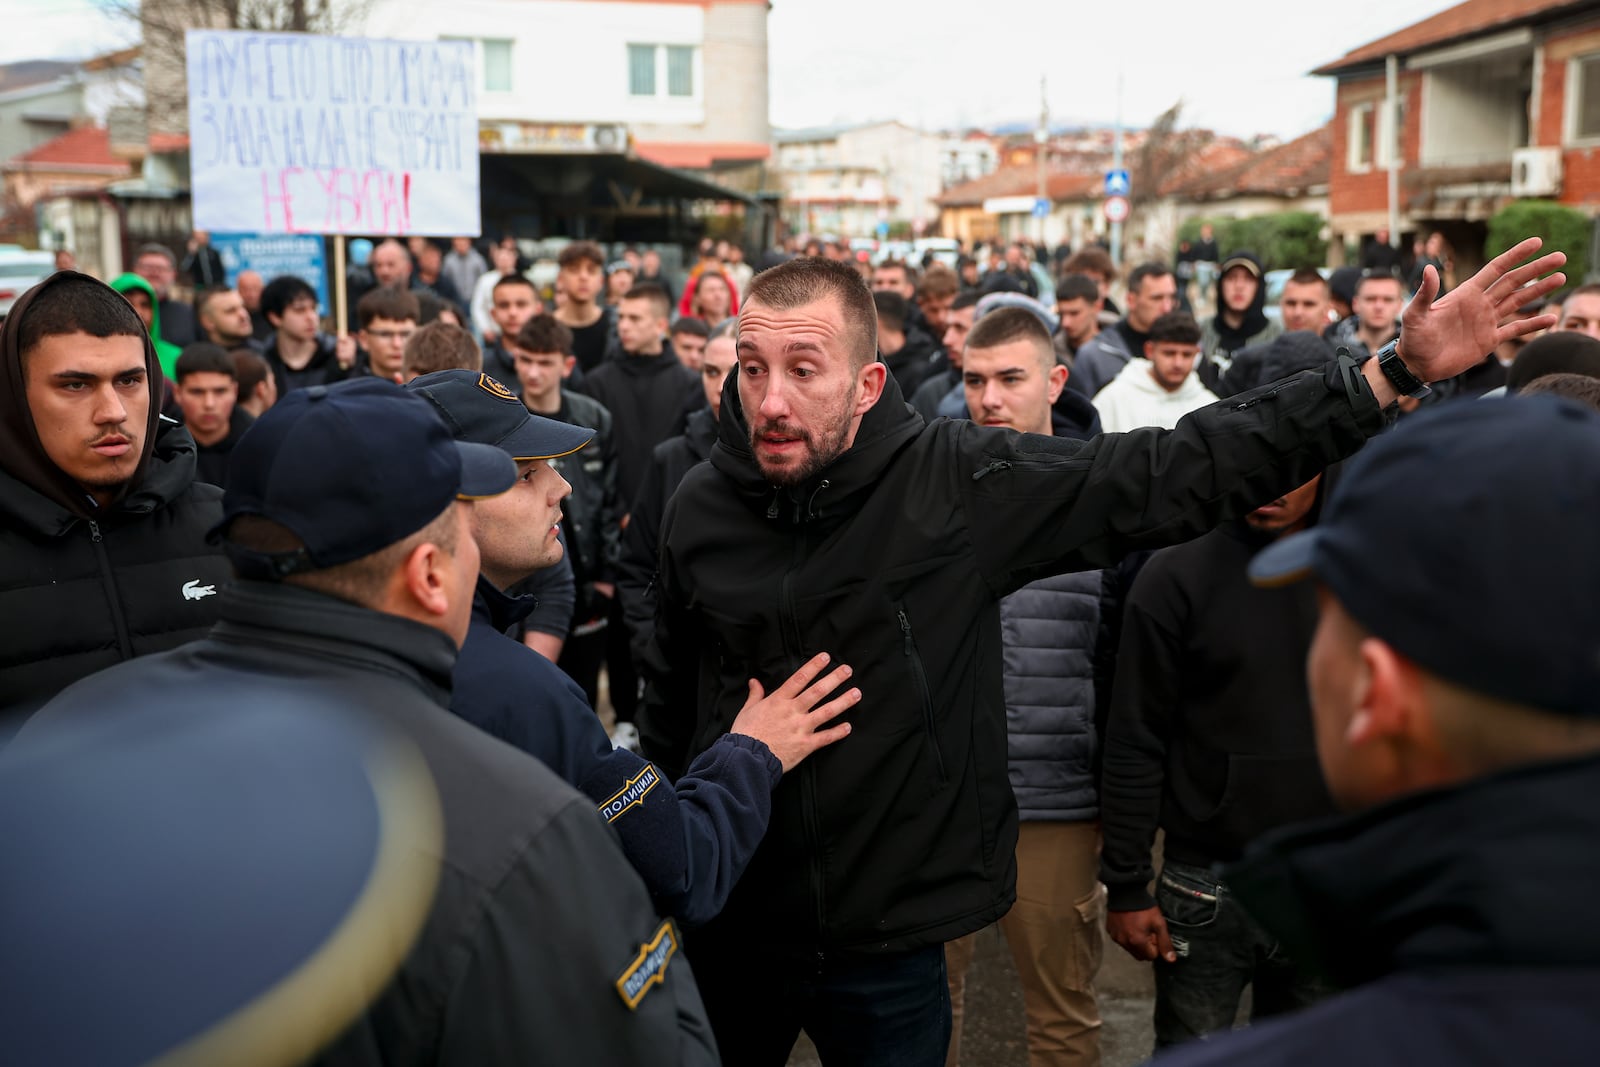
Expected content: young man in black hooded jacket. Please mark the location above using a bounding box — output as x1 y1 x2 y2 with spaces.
1198 252 1281 390
0 272 229 723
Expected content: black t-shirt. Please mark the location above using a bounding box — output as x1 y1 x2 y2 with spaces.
1115 319 1150 359
565 309 612 373
193 409 256 488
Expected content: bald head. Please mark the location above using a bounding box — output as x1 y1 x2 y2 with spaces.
371 240 412 288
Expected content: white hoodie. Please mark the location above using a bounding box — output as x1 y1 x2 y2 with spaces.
1093 358 1218 432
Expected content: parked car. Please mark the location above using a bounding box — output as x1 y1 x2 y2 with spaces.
0 246 55 318
912 237 961 271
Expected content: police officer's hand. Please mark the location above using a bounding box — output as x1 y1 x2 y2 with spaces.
1395 236 1564 385
731 652 859 774
1107 906 1176 964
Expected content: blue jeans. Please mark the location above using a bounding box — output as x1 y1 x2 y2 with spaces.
690 937 952 1067
1152 860 1332 1050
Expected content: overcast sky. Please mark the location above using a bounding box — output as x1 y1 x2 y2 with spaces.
12 0 1457 140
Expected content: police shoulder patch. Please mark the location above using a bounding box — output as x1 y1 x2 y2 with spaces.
477 373 517 402
616 920 679 1010
597 764 661 823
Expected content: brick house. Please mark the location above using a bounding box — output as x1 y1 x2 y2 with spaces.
1315 0 1600 275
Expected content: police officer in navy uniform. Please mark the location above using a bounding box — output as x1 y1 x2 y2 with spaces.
21 377 723 1064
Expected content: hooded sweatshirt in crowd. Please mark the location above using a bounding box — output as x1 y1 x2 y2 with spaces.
1092 358 1218 433
109 273 183 381
1200 252 1281 385
0 272 229 720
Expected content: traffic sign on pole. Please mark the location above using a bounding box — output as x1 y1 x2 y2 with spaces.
1032 198 1050 219
1103 195 1130 224
1104 169 1131 197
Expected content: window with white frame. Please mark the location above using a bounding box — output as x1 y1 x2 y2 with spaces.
443 37 513 93
1573 53 1600 141
1348 102 1375 171
628 44 698 98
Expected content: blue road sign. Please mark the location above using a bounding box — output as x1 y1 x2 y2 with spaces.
876 220 890 238
1032 198 1050 218
1104 169 1131 197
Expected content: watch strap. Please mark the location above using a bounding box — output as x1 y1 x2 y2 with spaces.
1375 337 1431 399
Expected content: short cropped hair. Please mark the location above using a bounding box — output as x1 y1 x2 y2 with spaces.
873 291 909 334
17 274 146 359
1147 310 1202 346
952 290 981 312
135 243 176 269
233 350 272 395
1287 268 1329 292
743 257 878 371
558 241 605 271
492 272 538 298
403 321 480 377
670 316 711 341
622 283 671 320
174 342 237 383
516 313 574 356
876 258 918 285
965 305 1053 359
260 275 317 320
1056 273 1100 303
916 265 959 302
358 287 421 329
195 285 236 320
1519 372 1600 411
1063 247 1116 281
1355 271 1404 299
1127 262 1174 294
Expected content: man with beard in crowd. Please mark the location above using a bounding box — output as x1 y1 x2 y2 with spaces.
638 243 1562 1065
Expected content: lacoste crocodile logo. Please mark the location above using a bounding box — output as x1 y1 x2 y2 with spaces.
182 580 217 601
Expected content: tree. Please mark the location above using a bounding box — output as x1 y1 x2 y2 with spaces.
1486 200 1591 284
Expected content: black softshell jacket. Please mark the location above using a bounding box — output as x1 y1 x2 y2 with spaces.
640 364 1384 957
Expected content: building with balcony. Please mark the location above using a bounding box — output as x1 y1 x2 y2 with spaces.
773 121 951 238
1315 0 1600 273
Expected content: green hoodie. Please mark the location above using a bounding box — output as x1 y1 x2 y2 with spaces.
109 272 183 380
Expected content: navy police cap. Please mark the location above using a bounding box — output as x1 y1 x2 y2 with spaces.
1250 395 1600 717
406 370 595 461
214 377 515 578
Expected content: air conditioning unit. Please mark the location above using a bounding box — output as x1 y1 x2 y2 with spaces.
1511 147 1563 197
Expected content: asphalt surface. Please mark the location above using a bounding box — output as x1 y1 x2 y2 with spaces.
786 923 1158 1067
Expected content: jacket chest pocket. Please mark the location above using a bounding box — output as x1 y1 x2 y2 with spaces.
897 602 948 789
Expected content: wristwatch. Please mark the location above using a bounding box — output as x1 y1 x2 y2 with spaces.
1374 337 1431 399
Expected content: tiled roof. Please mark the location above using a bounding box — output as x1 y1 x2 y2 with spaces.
937 166 1100 207
1166 125 1331 199
1313 0 1592 74
634 141 770 169
148 132 191 153
4 125 130 175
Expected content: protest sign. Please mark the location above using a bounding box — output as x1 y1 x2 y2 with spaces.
186 31 479 237
210 232 330 313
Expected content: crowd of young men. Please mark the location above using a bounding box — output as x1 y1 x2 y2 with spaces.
5 229 1600 1067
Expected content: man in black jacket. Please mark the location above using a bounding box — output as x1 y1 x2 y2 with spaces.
0 272 230 723
25 376 723 1064
638 245 1564 1065
1099 467 1335 1051
577 282 705 738
1154 395 1600 1067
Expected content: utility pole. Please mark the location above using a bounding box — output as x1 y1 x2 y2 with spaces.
1111 74 1124 267
1036 75 1049 246
1385 54 1400 259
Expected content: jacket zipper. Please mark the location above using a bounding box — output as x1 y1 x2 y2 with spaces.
89 520 135 659
778 530 828 944
898 606 947 784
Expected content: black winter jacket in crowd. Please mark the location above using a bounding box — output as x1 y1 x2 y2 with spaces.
545 389 621 627
1099 520 1337 912
0 418 230 720
576 345 705 507
617 406 718 667
23 580 720 1065
1155 754 1600 1067
640 364 1384 957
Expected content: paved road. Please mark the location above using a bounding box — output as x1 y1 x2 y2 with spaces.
786 921 1157 1067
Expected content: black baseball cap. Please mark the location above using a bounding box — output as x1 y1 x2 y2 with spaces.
1249 396 1600 717
214 377 516 578
405 370 594 460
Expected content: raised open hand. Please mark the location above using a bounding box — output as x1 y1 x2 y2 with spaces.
1399 237 1565 383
